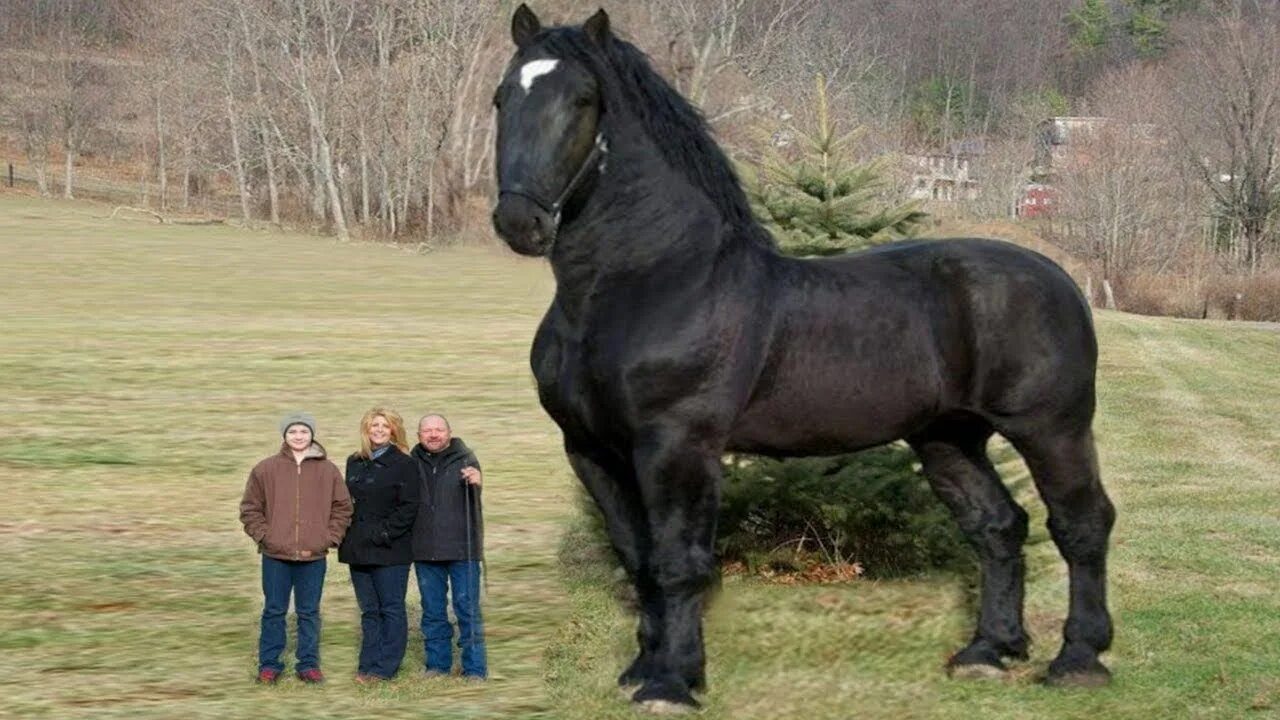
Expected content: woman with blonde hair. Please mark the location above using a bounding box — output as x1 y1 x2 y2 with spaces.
337 407 420 683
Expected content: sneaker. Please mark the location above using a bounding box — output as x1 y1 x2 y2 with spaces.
422 669 449 679
462 674 487 683
355 673 387 685
256 668 280 685
297 668 326 684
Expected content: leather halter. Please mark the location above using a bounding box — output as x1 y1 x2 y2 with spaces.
499 132 608 230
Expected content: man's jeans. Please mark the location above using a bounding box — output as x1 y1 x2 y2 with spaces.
350 563 411 678
414 561 486 678
259 556 327 673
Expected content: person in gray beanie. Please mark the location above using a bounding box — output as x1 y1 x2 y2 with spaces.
240 412 352 685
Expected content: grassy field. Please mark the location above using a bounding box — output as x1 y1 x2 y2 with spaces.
1 192 1277 719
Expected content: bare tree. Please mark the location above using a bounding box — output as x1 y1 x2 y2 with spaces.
47 16 112 199
1054 66 1198 306
1167 3 1280 273
4 60 56 195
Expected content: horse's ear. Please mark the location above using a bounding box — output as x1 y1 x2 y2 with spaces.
512 3 541 48
583 8 610 46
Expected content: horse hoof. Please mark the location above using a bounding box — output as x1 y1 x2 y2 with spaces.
618 683 641 699
947 640 1008 680
633 676 699 713
1046 644 1111 688
637 699 698 715
947 662 1009 681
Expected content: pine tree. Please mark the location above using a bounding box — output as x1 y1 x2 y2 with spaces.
746 76 926 257
1067 0 1114 56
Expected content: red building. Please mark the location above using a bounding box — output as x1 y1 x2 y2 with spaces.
1018 183 1057 218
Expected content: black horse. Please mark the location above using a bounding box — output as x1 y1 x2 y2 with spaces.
491 5 1116 712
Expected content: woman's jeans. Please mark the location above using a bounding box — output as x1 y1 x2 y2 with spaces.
349 563 411 678
414 561 486 678
258 556 327 673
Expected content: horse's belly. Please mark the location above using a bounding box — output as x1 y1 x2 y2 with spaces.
728 366 939 456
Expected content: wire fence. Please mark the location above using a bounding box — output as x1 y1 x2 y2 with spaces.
2 160 243 219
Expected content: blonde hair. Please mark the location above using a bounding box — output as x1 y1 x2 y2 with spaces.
357 407 410 459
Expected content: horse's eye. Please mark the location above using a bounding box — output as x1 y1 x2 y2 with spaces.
574 95 594 108
492 93 502 109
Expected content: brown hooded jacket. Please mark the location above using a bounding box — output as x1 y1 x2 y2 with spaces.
239 442 353 561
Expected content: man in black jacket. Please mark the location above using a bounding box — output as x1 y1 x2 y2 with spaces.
411 414 486 679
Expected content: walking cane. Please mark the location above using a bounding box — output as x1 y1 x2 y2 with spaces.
463 467 485 673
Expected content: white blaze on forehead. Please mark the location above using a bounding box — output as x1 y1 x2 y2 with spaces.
519 59 559 92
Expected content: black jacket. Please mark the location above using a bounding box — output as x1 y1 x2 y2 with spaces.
410 438 483 562
337 446 420 566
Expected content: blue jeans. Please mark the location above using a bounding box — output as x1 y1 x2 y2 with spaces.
349 563 411 678
259 556 327 673
414 561 486 677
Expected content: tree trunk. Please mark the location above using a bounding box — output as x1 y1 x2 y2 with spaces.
380 157 393 233
426 158 436 243
318 132 348 241
302 90 348 241
400 157 414 230
62 145 74 199
237 2 279 225
260 123 280 226
154 94 168 211
34 164 48 196
1102 278 1117 310
226 92 253 222
358 121 370 226
338 159 355 237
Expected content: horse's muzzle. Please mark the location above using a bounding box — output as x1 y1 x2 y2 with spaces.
492 193 555 257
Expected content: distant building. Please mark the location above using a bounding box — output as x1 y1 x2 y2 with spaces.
906 140 983 203
1032 116 1111 179
1018 116 1112 218
1017 182 1057 218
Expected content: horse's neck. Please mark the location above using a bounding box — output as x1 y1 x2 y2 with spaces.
550 132 729 320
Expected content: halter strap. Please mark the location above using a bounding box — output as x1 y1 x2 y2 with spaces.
500 132 608 229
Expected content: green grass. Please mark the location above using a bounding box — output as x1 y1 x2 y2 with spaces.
0 194 567 719
2 192 1278 719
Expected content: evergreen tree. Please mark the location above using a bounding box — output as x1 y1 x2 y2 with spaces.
747 76 926 257
1067 0 1115 56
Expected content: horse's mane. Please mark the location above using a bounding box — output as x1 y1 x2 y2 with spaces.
540 28 774 249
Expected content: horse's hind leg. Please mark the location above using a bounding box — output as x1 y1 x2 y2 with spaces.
1011 428 1115 686
910 423 1030 676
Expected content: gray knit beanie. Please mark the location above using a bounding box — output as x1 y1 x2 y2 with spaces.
279 412 317 437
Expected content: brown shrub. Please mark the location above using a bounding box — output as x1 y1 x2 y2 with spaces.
1116 271 1280 321
1206 273 1280 322
1119 275 1208 318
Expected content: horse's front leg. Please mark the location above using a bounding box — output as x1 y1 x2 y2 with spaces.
629 434 721 711
563 442 661 690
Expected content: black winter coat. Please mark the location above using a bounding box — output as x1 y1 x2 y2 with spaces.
410 439 483 562
337 446 419 566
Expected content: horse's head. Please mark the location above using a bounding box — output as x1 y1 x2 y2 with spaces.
491 4 610 257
